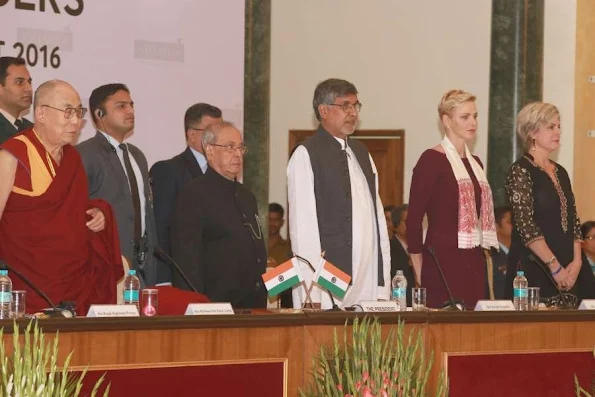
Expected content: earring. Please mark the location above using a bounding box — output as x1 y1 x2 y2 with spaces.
532 138 536 151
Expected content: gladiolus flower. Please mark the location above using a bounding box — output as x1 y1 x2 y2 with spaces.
362 371 369 382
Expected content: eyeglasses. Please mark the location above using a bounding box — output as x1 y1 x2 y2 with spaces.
210 143 248 154
585 236 595 241
189 127 206 132
42 105 88 119
327 102 363 113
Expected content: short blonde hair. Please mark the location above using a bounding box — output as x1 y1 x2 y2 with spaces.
516 102 560 152
437 89 476 119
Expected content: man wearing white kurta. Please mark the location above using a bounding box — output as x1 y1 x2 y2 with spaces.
287 78 391 309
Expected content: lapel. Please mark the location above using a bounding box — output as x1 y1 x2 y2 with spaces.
182 147 203 177
93 131 129 187
0 113 17 142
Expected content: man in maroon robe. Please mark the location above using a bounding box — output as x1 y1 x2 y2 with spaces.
0 80 123 316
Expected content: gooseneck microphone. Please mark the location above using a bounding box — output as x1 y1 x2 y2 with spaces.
0 260 75 317
295 254 341 311
154 248 200 294
424 247 464 311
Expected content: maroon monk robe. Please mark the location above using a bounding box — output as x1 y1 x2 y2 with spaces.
0 129 123 315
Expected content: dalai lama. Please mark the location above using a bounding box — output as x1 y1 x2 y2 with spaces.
0 80 123 316
171 121 267 308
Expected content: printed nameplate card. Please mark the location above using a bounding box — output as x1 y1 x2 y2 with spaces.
474 300 515 311
87 304 139 317
360 301 400 312
578 300 595 310
185 303 235 315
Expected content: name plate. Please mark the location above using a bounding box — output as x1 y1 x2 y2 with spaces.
474 300 515 311
578 299 595 310
87 304 139 317
360 301 401 312
185 303 235 315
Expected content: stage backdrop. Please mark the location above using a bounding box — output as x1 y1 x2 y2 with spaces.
0 0 245 166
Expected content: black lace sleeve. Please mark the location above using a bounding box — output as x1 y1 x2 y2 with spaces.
570 188 582 242
505 163 544 246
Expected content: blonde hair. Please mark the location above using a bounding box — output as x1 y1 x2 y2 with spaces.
437 89 476 119
516 102 560 152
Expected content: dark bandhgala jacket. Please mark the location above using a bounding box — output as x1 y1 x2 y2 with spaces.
170 167 267 308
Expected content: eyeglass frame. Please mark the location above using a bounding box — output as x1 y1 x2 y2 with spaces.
209 142 248 154
41 105 88 119
326 101 363 113
584 235 595 241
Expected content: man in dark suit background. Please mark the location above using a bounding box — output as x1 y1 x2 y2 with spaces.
388 204 415 306
487 206 512 299
171 121 267 308
149 103 222 281
77 83 160 286
0 57 33 143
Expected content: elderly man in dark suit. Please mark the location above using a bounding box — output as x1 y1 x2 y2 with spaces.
77 83 160 286
149 103 222 281
171 121 267 308
0 57 33 144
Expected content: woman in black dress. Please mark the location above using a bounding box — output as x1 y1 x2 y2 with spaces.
505 102 595 303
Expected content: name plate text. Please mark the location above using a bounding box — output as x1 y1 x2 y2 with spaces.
185 303 235 315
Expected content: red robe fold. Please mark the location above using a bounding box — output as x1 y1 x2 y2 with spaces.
0 129 123 315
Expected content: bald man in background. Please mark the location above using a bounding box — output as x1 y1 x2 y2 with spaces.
0 80 123 315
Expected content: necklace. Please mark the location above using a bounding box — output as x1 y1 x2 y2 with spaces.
32 129 59 178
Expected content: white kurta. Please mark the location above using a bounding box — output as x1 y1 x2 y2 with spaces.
287 138 391 309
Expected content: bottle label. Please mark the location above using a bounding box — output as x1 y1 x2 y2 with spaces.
123 289 139 302
392 287 406 298
0 292 10 304
513 288 528 298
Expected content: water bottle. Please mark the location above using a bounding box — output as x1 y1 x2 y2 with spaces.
391 270 407 311
0 270 12 319
123 270 140 310
513 270 528 311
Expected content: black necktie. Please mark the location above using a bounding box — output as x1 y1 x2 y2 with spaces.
119 143 142 244
14 119 25 131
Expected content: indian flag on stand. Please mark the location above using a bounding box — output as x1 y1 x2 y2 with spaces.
314 259 351 299
262 258 303 297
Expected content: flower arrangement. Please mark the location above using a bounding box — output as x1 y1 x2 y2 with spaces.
0 321 109 396
299 316 447 397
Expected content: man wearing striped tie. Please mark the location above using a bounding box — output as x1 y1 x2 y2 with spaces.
0 57 33 144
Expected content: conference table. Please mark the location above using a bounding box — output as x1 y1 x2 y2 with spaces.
1 310 594 396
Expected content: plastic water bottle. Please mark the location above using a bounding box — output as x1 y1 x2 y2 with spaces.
0 270 12 319
123 270 140 310
391 270 407 311
513 270 528 311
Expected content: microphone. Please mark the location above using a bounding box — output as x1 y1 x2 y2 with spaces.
295 254 341 311
424 247 464 311
0 260 75 317
154 247 200 294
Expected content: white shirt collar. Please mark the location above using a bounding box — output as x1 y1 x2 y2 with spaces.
0 107 19 126
333 136 349 150
189 147 208 172
99 130 125 149
499 242 509 255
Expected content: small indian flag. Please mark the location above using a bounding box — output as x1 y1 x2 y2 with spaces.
314 260 351 299
262 258 302 297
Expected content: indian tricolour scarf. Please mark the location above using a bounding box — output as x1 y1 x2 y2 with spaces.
441 135 498 249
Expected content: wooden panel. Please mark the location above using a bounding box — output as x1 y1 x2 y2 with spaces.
3 312 595 396
288 129 405 206
573 0 595 219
